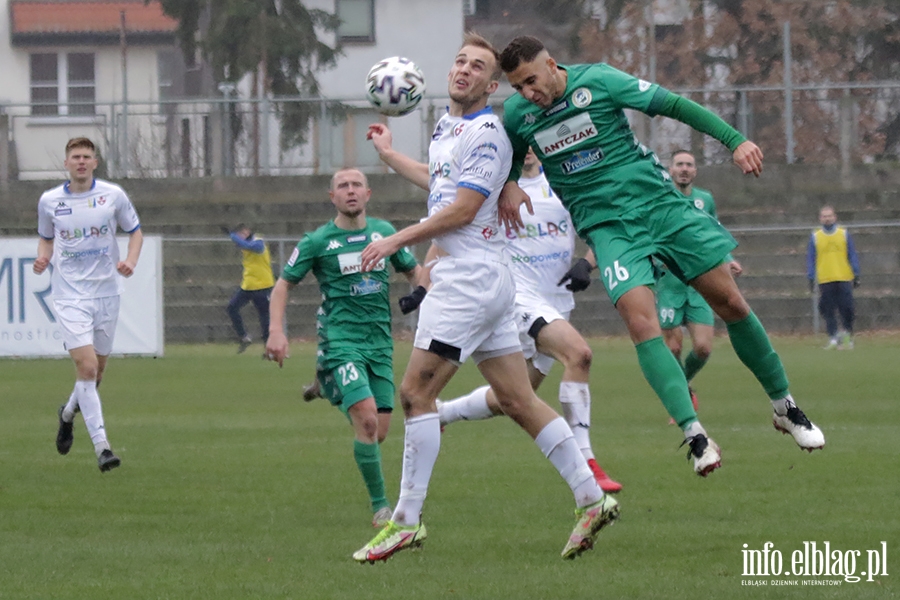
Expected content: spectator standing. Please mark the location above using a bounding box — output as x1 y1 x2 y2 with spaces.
807 206 860 349
224 224 275 353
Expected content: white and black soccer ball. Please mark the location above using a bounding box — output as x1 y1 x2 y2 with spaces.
365 57 426 117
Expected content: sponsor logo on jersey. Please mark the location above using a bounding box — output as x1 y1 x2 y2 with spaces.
561 147 604 174
350 275 383 296
544 100 569 117
506 220 569 240
534 113 597 156
470 142 499 160
58 225 110 240
479 121 498 131
462 166 493 179
638 79 652 92
287 247 299 266
338 251 384 274
572 87 592 108
54 201 72 216
481 226 497 240
693 198 705 210
432 123 444 140
60 245 111 259
429 161 451 180
454 123 465 136
371 232 383 241
510 249 571 264
326 239 343 250
346 234 367 243
524 113 536 124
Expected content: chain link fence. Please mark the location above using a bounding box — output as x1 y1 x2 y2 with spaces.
4 80 900 180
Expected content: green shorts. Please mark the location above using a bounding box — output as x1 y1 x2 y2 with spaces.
316 347 395 415
656 270 715 328
583 192 737 305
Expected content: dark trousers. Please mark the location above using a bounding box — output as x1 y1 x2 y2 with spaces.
227 287 272 341
818 281 855 337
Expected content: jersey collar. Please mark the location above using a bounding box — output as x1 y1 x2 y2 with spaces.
63 179 97 194
445 105 494 120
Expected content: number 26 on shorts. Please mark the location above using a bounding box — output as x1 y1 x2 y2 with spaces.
604 260 630 291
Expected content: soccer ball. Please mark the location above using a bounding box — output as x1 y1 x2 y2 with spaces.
365 57 426 117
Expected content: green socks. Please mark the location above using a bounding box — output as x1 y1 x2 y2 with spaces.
353 440 389 512
683 350 709 382
726 312 789 400
636 336 697 429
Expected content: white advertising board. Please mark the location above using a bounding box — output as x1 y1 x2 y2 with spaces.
0 236 164 357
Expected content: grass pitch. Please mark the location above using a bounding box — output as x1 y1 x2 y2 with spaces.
1 335 898 599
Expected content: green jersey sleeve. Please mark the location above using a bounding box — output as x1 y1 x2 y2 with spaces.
502 114 530 183
281 233 316 284
658 93 746 151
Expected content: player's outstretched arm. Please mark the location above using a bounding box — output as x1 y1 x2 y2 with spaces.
367 123 429 190
733 141 763 177
266 278 294 367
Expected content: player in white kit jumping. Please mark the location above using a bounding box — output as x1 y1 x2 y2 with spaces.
34 137 143 472
352 33 618 564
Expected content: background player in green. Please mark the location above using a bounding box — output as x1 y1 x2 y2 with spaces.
265 168 421 527
498 36 824 477
657 149 744 419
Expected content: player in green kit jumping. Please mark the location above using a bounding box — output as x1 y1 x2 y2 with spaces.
498 36 824 476
657 150 743 420
266 169 421 526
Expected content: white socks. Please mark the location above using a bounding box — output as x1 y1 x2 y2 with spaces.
437 385 493 425
62 388 78 422
534 417 602 508
558 381 594 461
392 413 442 527
74 380 110 456
771 394 795 417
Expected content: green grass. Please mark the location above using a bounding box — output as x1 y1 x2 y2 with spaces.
1 335 898 599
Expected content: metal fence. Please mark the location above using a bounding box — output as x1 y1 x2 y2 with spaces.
3 80 900 180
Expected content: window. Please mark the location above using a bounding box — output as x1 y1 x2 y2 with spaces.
30 52 95 116
337 0 374 43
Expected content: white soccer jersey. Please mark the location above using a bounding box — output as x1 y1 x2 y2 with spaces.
426 107 513 259
507 172 575 314
37 179 141 299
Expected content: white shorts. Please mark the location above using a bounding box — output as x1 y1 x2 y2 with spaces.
53 296 121 355
414 256 520 365
515 291 570 376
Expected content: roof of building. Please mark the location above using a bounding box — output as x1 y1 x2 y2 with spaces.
10 0 178 45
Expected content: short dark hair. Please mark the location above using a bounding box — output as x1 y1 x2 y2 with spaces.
500 36 546 73
671 149 694 160
461 31 501 80
65 137 95 155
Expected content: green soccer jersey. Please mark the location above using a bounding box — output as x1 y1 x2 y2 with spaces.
681 186 717 218
504 63 723 236
281 218 417 353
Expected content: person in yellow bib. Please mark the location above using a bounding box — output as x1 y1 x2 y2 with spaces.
806 206 860 349
224 223 276 353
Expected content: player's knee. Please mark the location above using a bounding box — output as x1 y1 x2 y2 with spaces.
694 342 712 360
715 291 750 322
562 343 592 375
667 339 683 357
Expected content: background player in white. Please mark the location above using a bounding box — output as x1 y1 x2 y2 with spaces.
352 33 617 564
34 137 143 472
436 148 621 493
